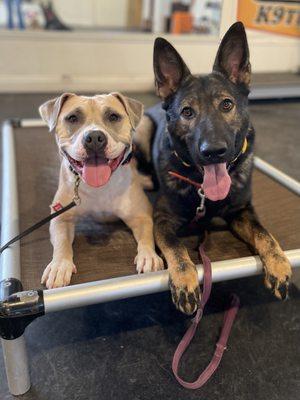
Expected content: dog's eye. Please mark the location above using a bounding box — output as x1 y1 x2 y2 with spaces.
108 113 121 122
66 114 78 123
181 107 195 119
220 99 234 112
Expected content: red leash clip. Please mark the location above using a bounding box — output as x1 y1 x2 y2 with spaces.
52 202 63 212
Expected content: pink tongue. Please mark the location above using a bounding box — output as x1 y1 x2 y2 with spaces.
82 163 111 187
202 163 231 201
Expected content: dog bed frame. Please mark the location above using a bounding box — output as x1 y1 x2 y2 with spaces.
1 119 300 395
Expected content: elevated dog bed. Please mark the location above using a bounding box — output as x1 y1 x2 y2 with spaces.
1 119 300 395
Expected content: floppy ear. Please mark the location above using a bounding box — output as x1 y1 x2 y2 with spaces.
213 22 251 86
153 37 191 99
111 92 144 129
39 93 74 131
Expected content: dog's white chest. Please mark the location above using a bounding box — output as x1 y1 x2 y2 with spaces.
77 166 132 219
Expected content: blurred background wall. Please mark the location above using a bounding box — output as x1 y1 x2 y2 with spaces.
0 0 299 93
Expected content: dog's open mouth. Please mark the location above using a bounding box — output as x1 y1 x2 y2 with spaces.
64 150 125 188
201 163 231 202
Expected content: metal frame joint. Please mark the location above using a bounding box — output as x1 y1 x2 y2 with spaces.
0 278 44 340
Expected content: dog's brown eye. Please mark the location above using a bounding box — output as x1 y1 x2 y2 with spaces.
66 114 78 123
181 107 195 119
108 113 121 122
220 99 234 112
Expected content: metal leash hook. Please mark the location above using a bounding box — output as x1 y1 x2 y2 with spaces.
196 188 206 218
73 175 81 206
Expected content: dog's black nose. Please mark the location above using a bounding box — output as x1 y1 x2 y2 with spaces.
199 142 228 163
83 130 107 152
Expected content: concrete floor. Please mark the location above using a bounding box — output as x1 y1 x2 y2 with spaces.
0 93 299 400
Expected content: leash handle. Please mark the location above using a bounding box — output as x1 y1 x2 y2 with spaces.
172 242 240 390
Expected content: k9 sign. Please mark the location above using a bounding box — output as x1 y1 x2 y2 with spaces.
237 0 300 37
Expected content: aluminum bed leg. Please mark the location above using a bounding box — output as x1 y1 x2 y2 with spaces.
1 121 31 395
1 337 30 395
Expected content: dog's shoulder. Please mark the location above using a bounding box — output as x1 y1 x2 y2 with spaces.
145 102 166 129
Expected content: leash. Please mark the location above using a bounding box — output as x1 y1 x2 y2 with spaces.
168 170 202 189
0 176 81 254
168 169 240 388
172 241 240 389
168 171 206 219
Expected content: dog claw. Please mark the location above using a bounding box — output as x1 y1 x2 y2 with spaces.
265 273 290 300
169 278 201 315
135 247 164 274
271 276 289 300
42 259 76 289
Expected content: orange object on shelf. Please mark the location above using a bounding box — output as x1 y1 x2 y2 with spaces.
171 11 193 34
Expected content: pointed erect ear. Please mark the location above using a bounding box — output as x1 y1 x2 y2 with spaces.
213 22 251 86
153 37 191 99
111 92 144 129
39 93 74 131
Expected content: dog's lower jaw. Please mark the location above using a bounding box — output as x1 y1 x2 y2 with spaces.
62 149 127 187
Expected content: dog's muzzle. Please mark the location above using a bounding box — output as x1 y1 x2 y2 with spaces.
62 144 132 188
82 130 107 154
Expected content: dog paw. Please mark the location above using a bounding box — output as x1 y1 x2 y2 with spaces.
263 253 292 300
134 246 164 273
169 262 201 315
41 259 77 289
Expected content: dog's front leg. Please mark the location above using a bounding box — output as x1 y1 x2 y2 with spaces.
117 179 164 274
123 214 164 274
42 215 77 289
154 196 200 315
227 206 292 299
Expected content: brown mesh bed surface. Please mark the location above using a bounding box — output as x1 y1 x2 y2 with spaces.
14 127 300 291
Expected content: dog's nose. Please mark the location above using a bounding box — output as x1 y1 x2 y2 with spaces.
199 142 228 163
83 130 107 152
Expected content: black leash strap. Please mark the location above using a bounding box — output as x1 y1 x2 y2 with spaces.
0 176 81 255
0 201 77 254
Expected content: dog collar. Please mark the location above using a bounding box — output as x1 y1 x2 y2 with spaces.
121 150 133 165
172 150 192 168
230 137 248 165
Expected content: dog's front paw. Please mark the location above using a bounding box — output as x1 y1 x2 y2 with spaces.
41 259 77 289
169 262 201 315
263 253 292 300
134 246 164 273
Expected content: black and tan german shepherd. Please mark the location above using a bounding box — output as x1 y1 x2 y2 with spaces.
135 22 291 314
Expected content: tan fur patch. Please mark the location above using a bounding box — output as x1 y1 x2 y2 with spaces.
133 115 154 162
231 209 291 298
56 94 132 146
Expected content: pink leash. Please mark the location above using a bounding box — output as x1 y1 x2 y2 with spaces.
172 242 240 389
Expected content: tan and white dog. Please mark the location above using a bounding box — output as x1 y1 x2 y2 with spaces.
39 92 164 289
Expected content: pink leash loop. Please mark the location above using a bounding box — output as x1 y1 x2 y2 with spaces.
172 243 240 390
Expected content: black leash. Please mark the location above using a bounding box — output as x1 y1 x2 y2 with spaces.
0 176 81 254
